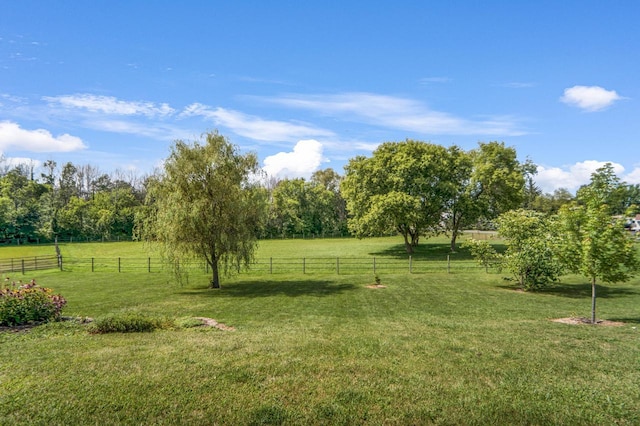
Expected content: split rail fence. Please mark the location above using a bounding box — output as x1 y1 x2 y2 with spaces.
0 255 60 274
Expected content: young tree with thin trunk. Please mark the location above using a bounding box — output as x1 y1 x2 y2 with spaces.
141 131 264 289
557 164 639 323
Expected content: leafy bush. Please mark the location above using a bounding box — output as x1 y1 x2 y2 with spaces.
88 312 174 334
0 279 67 326
462 239 502 273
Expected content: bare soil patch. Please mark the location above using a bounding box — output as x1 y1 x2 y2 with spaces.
194 317 236 331
366 284 387 289
551 317 626 326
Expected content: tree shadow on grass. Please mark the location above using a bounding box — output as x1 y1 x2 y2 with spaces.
369 241 507 261
176 279 358 298
498 282 639 300
606 316 640 324
369 242 470 260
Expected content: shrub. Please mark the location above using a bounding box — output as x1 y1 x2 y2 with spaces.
0 279 67 326
88 312 174 334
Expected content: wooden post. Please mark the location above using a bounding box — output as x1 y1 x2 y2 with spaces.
336 257 340 275
148 257 151 273
303 257 306 274
92 258 94 272
118 257 121 273
409 255 412 273
447 254 451 274
21 259 25 275
270 257 273 274
373 257 376 274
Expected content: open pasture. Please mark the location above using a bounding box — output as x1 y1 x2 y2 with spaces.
1 237 639 425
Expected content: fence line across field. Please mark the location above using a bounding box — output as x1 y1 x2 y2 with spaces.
57 255 483 274
0 255 60 274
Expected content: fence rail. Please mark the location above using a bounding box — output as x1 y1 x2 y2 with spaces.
0 255 60 274
58 255 484 275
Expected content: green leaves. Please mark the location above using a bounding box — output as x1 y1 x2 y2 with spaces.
143 131 264 288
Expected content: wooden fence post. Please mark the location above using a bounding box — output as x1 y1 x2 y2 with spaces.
409 255 412 273
92 258 94 272
336 257 339 275
447 255 450 274
270 257 273 274
373 257 376 274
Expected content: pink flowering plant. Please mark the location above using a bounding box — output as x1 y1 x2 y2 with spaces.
0 279 67 326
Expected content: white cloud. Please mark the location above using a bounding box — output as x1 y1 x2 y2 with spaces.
535 160 625 193
560 85 623 112
0 121 86 152
262 139 325 178
44 94 175 117
262 92 525 136
0 156 42 170
623 167 640 185
182 103 334 142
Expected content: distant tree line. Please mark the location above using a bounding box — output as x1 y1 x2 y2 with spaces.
2 141 640 246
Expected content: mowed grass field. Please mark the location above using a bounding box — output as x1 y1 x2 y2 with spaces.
1 236 639 425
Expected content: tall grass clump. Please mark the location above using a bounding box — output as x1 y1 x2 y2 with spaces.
87 311 174 334
0 279 66 326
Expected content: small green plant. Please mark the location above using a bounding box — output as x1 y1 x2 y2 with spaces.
462 239 501 273
88 312 174 334
0 279 67 326
374 273 381 285
175 316 206 329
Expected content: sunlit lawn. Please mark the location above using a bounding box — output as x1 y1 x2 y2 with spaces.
1 237 639 424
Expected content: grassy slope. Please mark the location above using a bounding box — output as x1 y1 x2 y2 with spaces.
1 237 639 425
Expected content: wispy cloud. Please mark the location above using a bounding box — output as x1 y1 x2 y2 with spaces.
43 94 175 117
263 92 526 136
560 85 623 112
0 121 86 152
181 103 335 142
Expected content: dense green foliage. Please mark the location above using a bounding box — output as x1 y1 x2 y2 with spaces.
462 238 501 273
341 140 528 253
496 209 563 290
140 131 265 288
0 279 66 325
557 164 640 322
0 238 639 424
0 160 144 243
263 169 347 238
342 141 461 253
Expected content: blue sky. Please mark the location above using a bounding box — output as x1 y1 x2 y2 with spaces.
1 1 638 193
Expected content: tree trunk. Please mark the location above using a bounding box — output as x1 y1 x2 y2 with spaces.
402 232 414 254
210 258 221 289
450 230 458 252
591 277 597 324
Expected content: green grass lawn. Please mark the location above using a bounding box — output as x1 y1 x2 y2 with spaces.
1 237 639 425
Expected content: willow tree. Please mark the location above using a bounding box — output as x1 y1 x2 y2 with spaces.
144 131 264 288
